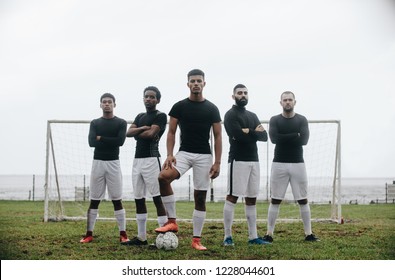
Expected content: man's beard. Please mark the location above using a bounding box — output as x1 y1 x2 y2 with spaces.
191 87 201 95
236 98 248 107
284 106 293 112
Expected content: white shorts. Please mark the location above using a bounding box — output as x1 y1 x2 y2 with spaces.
227 160 260 197
270 162 308 201
89 160 123 200
174 151 212 191
132 157 162 199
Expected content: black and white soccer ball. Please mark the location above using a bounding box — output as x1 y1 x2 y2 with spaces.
156 232 178 250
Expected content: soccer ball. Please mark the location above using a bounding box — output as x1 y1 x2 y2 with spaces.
156 232 178 250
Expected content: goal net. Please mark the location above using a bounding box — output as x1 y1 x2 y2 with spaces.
44 120 341 223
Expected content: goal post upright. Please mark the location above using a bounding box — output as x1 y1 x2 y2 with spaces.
49 125 64 220
328 120 342 223
335 120 342 223
44 121 50 222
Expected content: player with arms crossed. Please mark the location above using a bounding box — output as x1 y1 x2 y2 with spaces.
222 84 270 246
122 86 168 246
262 91 319 243
155 69 222 251
80 93 129 243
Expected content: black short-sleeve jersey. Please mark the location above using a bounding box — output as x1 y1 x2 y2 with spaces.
132 110 167 158
169 98 221 154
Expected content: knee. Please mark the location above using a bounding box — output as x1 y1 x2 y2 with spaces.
158 172 167 184
271 198 282 205
245 197 256 205
158 171 175 185
89 199 100 209
226 195 238 204
297 199 308 205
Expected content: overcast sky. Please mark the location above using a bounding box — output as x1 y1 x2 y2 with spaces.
0 0 394 178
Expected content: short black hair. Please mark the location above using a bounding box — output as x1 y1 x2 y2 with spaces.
281 91 295 99
187 69 205 80
100 93 115 103
233 84 247 92
144 86 161 101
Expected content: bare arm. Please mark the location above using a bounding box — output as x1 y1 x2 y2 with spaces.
210 122 222 179
163 116 178 169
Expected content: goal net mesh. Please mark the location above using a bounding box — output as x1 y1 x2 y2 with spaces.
44 120 341 223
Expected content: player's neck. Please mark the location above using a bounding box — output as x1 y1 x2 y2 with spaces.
189 93 205 102
102 112 114 119
146 107 157 113
282 111 295 118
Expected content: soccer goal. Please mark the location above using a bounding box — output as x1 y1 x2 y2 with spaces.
44 119 341 223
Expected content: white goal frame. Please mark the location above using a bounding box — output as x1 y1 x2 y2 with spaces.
44 119 341 223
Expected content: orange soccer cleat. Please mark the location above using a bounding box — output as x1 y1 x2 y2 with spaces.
155 221 178 233
191 237 207 251
80 235 93 243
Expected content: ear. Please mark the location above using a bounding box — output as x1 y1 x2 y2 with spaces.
232 94 235 100
114 103 116 108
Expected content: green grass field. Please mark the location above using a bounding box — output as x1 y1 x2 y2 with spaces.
0 200 394 260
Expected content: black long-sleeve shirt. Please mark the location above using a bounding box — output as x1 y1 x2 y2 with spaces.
269 113 309 163
224 105 267 162
88 116 127 160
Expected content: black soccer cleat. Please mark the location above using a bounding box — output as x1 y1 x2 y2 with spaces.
305 234 320 242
